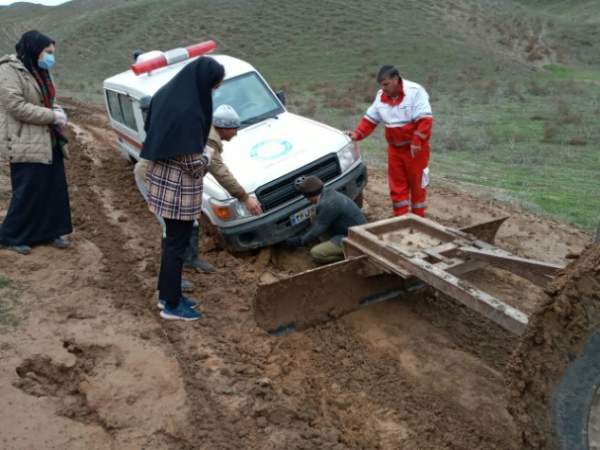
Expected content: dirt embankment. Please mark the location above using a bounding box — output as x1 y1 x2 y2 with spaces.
507 243 600 449
0 99 593 450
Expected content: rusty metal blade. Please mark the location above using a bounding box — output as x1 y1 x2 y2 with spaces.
459 245 565 288
460 216 509 244
253 256 409 334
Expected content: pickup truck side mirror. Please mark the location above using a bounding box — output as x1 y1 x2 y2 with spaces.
275 90 286 106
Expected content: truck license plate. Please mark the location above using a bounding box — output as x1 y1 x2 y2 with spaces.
290 205 315 226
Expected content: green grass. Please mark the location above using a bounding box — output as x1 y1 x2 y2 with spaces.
1 0 599 230
514 0 600 24
0 275 10 289
426 70 600 228
542 64 600 82
349 69 600 228
0 275 23 331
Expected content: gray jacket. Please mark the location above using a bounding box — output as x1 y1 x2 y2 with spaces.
0 54 62 164
295 189 367 246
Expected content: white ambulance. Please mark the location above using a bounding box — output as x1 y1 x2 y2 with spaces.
102 42 367 251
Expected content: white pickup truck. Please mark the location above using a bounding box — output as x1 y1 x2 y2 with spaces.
102 44 367 251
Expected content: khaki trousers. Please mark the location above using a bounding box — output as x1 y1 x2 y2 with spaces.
310 240 344 264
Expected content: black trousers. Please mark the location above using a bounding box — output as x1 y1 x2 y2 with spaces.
158 219 194 308
0 146 72 246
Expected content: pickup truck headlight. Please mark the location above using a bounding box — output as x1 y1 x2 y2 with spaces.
337 141 360 172
209 196 255 222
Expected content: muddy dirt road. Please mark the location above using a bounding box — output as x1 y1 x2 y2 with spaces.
0 100 591 450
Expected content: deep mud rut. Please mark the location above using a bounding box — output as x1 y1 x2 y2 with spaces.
0 100 592 450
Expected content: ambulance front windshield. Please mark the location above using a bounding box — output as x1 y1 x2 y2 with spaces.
213 72 284 128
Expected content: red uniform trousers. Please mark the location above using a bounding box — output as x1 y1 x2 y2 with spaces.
387 144 429 217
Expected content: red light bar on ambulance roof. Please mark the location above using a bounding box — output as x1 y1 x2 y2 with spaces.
131 40 217 75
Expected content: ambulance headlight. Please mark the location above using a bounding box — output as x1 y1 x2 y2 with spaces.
209 196 255 222
337 141 360 172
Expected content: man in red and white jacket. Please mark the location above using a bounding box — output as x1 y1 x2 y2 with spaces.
348 65 433 217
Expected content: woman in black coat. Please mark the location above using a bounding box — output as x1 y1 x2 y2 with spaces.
141 56 225 322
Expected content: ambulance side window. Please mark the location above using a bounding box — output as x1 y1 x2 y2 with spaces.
106 90 124 123
120 96 138 131
106 90 138 132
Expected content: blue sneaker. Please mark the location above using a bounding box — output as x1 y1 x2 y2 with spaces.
157 295 198 310
159 302 203 321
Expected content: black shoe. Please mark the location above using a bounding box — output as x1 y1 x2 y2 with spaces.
183 226 216 273
181 278 194 292
184 257 216 273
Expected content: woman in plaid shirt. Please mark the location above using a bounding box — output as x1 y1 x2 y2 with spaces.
141 57 225 321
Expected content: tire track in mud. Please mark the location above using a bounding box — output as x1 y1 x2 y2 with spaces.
65 114 255 449
66 102 359 450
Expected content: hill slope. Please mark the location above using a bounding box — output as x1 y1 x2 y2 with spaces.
0 0 558 88
0 0 599 228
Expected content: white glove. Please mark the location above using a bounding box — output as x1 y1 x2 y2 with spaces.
53 108 68 126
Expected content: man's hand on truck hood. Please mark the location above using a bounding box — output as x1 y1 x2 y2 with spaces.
244 197 263 216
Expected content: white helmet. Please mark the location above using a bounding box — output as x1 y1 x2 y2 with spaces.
213 104 241 129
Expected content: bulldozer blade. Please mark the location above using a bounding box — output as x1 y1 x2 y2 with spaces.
459 216 509 244
253 256 413 335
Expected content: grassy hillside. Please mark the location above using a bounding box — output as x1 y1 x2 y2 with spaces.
515 0 600 23
1 0 599 228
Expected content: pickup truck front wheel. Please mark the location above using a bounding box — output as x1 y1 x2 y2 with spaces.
552 328 600 450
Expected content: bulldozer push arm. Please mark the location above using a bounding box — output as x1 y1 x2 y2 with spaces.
254 215 565 336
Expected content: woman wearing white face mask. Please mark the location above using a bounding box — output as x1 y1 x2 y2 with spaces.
0 30 72 255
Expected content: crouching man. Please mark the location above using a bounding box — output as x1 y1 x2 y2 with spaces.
284 176 366 264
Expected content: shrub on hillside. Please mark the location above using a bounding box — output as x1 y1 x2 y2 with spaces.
325 96 355 111
526 80 549 96
557 100 582 124
505 81 525 101
567 137 587 146
542 120 559 143
298 100 318 117
348 79 377 104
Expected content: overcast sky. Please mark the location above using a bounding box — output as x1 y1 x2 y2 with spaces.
0 0 71 5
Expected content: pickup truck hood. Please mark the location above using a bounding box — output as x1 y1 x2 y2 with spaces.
206 112 349 198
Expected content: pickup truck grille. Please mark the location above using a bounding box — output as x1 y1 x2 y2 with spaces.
256 153 341 212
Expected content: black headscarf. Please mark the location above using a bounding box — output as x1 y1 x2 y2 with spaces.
140 56 225 161
15 30 67 149
16 30 55 76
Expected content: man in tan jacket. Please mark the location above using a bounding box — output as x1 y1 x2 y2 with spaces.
206 104 262 215
134 104 261 276
182 104 262 272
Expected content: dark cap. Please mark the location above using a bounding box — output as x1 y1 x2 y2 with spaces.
294 175 323 197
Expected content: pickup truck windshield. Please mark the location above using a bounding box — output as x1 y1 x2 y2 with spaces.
213 72 284 127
